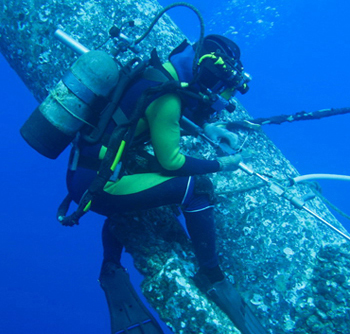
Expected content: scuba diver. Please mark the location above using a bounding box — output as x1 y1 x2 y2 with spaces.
17 3 350 332
19 3 264 326
63 35 266 334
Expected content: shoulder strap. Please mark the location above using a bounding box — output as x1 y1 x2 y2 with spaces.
81 58 149 145
148 49 175 81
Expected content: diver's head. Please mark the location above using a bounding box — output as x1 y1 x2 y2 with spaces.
196 35 250 98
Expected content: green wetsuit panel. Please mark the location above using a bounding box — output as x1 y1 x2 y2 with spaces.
104 93 185 195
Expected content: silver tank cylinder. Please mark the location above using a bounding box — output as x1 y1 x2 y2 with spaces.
20 50 119 159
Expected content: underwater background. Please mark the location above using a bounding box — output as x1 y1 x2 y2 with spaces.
1 0 349 333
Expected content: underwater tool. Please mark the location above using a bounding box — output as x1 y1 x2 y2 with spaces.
180 116 350 242
240 168 350 243
266 178 350 242
225 107 350 131
233 161 350 243
290 174 350 222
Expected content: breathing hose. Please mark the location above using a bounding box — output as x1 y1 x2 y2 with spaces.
134 2 205 73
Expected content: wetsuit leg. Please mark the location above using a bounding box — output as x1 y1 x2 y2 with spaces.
183 208 218 269
181 176 224 282
91 176 191 216
183 182 267 334
102 218 124 266
93 176 220 273
96 175 266 333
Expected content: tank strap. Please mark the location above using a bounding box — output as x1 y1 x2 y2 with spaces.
112 106 131 127
62 70 109 112
142 67 170 83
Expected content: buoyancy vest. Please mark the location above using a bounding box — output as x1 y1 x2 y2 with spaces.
73 43 204 174
73 64 172 167
169 40 196 83
61 47 217 225
65 61 175 207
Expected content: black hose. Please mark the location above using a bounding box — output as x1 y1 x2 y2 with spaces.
134 2 205 74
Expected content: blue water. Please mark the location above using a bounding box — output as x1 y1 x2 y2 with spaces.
1 1 350 333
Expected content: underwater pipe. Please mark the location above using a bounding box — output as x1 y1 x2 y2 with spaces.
2 1 350 333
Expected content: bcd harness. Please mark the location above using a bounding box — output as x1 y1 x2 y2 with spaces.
56 49 227 226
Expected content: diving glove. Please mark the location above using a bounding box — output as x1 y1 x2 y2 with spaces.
204 123 239 149
217 154 242 171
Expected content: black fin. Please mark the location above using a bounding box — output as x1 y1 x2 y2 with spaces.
99 262 166 334
208 279 267 334
193 272 267 334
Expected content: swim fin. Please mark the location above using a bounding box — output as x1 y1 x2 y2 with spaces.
99 262 165 334
194 273 267 334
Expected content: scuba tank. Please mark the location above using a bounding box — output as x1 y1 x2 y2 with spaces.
19 3 205 161
20 50 119 159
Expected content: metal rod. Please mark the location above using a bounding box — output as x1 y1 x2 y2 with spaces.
302 206 350 242
240 163 350 243
54 29 90 55
182 114 350 243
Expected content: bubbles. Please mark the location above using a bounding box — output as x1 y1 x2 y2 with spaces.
206 0 282 46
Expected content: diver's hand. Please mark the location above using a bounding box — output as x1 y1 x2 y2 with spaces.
217 154 242 171
204 123 239 149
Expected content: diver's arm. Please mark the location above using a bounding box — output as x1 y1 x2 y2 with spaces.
146 94 221 176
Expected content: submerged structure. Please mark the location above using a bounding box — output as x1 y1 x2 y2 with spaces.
1 1 350 333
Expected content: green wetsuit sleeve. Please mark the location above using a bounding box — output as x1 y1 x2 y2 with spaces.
146 93 185 170
146 94 221 176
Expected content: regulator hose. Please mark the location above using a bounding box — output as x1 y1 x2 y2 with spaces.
134 2 205 73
